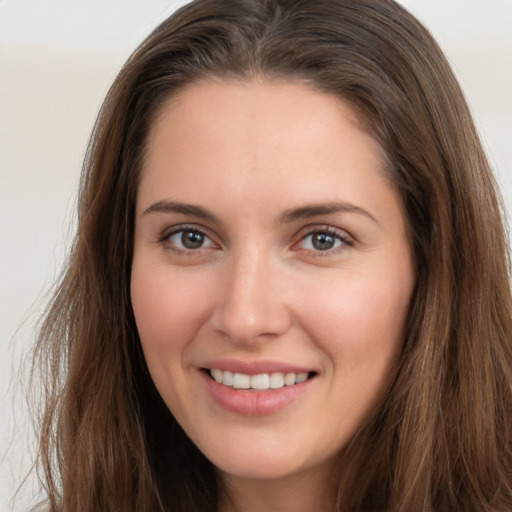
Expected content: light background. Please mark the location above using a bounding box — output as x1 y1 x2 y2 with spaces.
1 1 511 510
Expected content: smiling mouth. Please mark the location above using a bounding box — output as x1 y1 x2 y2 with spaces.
204 369 317 391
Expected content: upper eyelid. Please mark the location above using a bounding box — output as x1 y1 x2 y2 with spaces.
301 233 350 245
158 226 218 253
159 223 213 240
301 226 348 237
156 223 353 249
295 224 353 241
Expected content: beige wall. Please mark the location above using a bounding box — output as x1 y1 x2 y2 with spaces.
1 1 510 509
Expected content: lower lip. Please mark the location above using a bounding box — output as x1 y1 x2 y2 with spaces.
200 371 314 416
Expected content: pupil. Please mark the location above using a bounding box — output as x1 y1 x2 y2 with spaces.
182 230 204 249
312 233 335 250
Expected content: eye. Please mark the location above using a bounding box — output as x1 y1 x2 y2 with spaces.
165 228 215 251
298 228 352 252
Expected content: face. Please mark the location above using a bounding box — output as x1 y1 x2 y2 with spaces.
131 80 415 485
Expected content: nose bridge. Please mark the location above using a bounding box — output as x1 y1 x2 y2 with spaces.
212 243 290 344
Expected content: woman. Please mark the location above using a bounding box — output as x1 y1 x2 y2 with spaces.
32 0 512 510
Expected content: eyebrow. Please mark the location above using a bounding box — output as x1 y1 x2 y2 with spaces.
280 201 379 225
142 200 219 221
142 199 378 225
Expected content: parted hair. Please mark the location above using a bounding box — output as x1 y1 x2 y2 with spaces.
31 0 512 510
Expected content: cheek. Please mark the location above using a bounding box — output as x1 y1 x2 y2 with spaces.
300 266 412 368
130 264 214 362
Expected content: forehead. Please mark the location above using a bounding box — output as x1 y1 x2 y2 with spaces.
142 79 387 172
137 79 399 222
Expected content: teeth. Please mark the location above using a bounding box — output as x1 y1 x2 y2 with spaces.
233 373 250 389
223 371 234 386
269 372 285 389
284 372 296 386
209 369 310 390
251 373 270 390
295 372 308 383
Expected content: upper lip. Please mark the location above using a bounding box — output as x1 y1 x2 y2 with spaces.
200 358 315 375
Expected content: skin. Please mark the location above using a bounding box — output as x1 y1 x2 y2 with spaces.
131 79 415 512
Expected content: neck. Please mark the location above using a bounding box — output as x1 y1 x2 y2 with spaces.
217 467 337 512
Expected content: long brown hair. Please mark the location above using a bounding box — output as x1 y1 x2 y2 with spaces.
31 0 512 510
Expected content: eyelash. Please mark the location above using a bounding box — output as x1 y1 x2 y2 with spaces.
157 225 353 256
296 227 353 256
157 225 215 254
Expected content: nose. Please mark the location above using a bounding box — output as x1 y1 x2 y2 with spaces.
210 248 292 346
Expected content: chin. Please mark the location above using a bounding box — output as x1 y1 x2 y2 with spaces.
216 459 296 481
199 437 333 483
